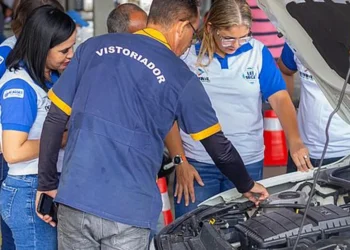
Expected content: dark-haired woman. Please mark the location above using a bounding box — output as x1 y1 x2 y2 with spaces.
0 2 64 248
0 0 64 77
0 5 76 249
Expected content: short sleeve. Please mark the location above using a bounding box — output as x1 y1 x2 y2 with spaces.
176 76 221 141
259 46 287 100
1 79 37 133
48 45 82 116
0 45 12 78
280 43 298 72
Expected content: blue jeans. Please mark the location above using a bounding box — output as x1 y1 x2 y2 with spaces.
174 159 264 218
0 154 15 250
0 175 57 250
286 153 343 173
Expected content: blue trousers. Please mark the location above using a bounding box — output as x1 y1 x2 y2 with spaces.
0 175 57 250
0 154 15 250
174 158 264 218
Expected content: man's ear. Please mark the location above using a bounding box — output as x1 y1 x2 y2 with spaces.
175 20 189 39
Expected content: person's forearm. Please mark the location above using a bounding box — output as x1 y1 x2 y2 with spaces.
2 138 40 164
200 131 254 193
38 104 69 191
269 91 302 145
164 122 188 163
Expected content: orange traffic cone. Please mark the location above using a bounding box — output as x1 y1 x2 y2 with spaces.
263 110 288 166
157 177 173 226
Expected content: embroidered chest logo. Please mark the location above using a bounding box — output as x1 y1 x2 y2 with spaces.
196 68 210 83
242 67 257 84
299 68 314 82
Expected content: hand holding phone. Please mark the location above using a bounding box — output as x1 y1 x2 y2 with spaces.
37 193 58 224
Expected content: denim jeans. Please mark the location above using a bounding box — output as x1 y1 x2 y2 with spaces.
174 159 264 218
0 175 57 250
286 153 344 173
0 154 15 250
57 204 150 250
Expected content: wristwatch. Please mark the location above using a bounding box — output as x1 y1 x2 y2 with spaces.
173 155 184 166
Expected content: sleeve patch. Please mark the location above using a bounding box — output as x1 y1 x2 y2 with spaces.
3 88 25 99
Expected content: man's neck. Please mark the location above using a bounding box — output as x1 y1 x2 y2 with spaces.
146 24 175 52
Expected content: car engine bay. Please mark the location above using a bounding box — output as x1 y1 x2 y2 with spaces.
155 164 350 250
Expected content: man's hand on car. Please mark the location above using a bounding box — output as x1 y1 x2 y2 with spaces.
243 182 269 206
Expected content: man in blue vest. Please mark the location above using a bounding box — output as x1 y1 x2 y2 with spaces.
36 0 269 249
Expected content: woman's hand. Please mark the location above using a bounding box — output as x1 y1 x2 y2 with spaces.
289 139 313 171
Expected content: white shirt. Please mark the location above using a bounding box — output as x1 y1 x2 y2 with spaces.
0 68 64 175
281 44 350 159
181 39 286 164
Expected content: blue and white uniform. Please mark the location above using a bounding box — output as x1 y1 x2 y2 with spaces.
281 44 350 159
0 67 62 249
0 68 64 175
0 35 16 250
0 36 17 78
181 39 286 166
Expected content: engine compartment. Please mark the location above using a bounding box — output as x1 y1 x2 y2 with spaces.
155 165 350 250
236 204 350 249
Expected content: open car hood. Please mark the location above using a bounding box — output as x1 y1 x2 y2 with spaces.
257 0 350 123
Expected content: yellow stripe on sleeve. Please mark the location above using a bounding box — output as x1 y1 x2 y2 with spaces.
48 89 72 116
190 123 222 141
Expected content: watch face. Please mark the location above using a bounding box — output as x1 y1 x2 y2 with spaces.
174 156 182 165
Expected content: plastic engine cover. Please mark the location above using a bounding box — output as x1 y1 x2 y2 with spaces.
235 204 350 249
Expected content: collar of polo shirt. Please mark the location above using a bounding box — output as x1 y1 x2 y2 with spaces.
134 28 171 50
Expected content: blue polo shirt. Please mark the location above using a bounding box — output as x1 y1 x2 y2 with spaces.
49 29 221 229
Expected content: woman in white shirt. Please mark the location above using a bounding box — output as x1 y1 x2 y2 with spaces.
168 0 312 218
0 6 76 249
278 44 350 172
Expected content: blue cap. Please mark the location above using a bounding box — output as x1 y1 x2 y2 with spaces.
67 10 89 27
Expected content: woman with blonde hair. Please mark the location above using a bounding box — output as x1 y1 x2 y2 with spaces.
171 0 312 217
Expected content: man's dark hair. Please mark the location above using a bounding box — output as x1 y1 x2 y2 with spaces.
107 3 146 33
148 0 199 27
11 0 64 36
7 5 76 91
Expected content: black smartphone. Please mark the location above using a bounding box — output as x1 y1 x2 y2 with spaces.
37 193 58 223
